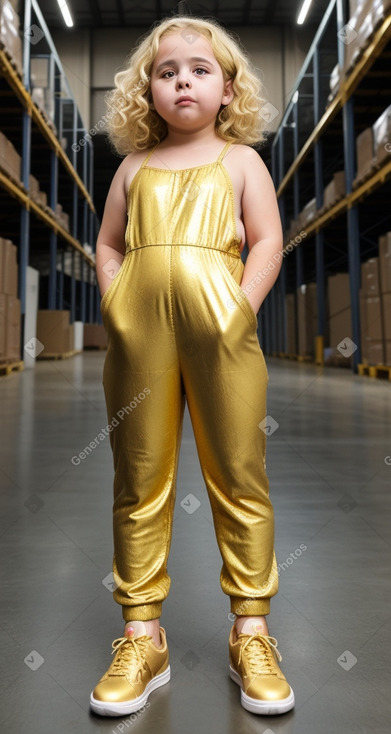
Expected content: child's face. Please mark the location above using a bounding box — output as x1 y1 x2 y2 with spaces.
149 31 233 133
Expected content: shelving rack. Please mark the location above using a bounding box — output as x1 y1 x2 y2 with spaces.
0 0 101 359
268 0 391 373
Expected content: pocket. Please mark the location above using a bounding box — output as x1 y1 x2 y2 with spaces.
218 254 258 330
100 256 128 315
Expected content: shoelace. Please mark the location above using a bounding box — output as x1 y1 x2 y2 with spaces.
109 635 150 675
238 633 282 674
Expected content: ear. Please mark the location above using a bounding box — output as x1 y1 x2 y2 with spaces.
221 78 234 106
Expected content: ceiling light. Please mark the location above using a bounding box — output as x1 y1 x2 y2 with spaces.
297 0 313 25
57 0 74 28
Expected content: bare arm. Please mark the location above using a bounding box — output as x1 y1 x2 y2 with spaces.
239 148 283 314
95 157 130 297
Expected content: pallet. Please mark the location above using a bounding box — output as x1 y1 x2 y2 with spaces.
0 360 24 376
83 345 107 351
36 349 82 360
274 352 314 362
358 363 391 380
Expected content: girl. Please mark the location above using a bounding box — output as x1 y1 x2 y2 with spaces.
90 14 294 719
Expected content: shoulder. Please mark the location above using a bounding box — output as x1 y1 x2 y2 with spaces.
111 149 151 196
228 144 269 179
231 144 268 169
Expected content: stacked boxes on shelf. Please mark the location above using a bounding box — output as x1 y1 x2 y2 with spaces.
325 273 352 366
359 257 384 364
28 174 48 208
0 0 23 77
379 233 391 364
359 233 391 365
343 0 391 79
54 203 70 232
285 292 297 355
322 170 345 212
353 127 376 187
0 238 20 362
296 283 317 358
83 324 107 350
36 310 74 357
372 104 391 167
30 56 57 135
326 64 341 108
0 131 21 184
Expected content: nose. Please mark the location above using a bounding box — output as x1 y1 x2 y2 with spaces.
176 67 191 89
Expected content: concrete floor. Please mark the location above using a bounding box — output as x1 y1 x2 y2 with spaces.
0 351 390 734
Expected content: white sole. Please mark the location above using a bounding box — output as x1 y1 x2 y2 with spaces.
229 665 295 715
90 664 170 717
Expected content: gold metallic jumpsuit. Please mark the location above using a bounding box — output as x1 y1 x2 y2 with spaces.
101 140 279 623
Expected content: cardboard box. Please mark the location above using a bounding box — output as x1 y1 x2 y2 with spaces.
28 174 40 200
379 232 391 294
327 273 350 317
361 257 380 297
333 170 346 198
371 0 391 30
361 337 384 365
384 340 391 365
300 198 317 227
329 63 340 97
343 3 372 76
0 131 21 183
297 283 317 356
365 296 383 339
0 239 18 296
373 104 391 167
323 170 345 209
285 292 297 354
354 126 375 186
360 290 388 364
83 324 107 349
0 0 22 77
382 292 391 340
0 292 6 360
4 294 21 360
349 0 366 15
329 309 352 348
327 273 352 349
36 310 71 355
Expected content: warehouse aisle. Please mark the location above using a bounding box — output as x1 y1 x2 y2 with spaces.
0 352 390 734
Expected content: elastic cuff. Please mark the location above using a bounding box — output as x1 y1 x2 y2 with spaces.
230 596 270 617
122 602 162 622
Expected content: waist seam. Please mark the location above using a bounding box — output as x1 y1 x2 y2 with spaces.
125 243 241 257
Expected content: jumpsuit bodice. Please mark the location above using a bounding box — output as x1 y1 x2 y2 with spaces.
124 140 242 258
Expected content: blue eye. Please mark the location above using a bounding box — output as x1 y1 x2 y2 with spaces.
161 68 208 78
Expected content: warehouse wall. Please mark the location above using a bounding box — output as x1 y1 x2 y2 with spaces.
52 24 315 134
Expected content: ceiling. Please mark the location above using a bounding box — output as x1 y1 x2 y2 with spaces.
37 0 332 30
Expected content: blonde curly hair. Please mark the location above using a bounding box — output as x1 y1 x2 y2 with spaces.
105 14 269 154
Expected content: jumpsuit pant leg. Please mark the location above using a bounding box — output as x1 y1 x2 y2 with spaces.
172 246 279 617
101 248 186 622
101 245 278 622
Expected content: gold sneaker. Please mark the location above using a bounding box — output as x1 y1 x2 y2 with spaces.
90 621 170 717
229 622 295 715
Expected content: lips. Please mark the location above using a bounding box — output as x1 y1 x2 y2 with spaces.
175 96 195 104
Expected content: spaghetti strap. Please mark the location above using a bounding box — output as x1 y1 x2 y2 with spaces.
217 140 233 162
140 143 160 168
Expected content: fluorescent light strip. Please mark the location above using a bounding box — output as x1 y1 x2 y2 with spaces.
57 0 74 28
297 0 313 25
